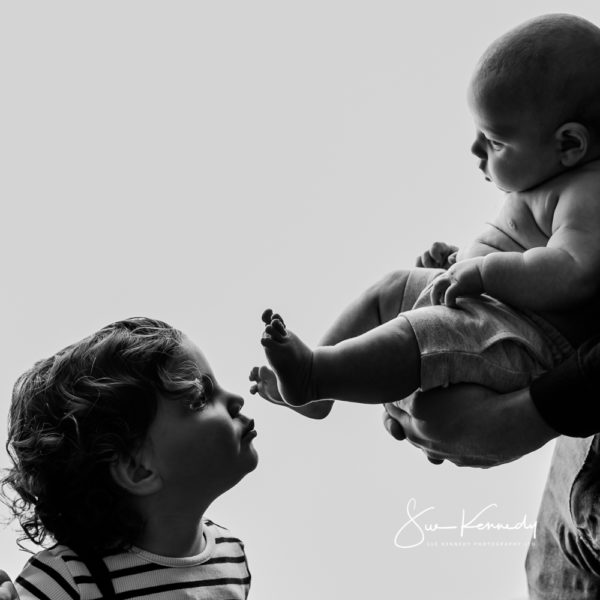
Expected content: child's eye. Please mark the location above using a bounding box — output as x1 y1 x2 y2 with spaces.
185 375 214 411
187 396 207 411
488 139 503 151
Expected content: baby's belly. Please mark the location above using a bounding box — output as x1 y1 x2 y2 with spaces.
476 225 536 253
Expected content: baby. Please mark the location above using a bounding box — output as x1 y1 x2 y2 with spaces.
251 13 600 415
2 317 258 599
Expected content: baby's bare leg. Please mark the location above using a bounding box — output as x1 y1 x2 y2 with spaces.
253 270 436 415
262 310 420 406
319 269 418 345
306 270 419 414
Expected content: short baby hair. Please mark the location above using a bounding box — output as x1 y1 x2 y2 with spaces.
472 14 600 135
2 317 204 555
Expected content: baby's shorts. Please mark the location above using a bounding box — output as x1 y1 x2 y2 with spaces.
400 269 574 392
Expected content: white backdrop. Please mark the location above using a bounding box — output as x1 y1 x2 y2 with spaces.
2 2 599 599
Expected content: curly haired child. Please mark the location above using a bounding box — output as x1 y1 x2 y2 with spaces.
2 317 258 599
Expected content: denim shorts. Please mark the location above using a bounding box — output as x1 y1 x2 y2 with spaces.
527 434 600 599
399 269 574 392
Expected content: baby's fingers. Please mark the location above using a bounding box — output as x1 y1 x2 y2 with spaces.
430 276 451 305
429 242 449 264
443 284 460 308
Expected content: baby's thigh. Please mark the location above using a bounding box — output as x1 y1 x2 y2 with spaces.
369 268 444 320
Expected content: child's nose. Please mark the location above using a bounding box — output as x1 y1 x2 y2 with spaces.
227 393 244 416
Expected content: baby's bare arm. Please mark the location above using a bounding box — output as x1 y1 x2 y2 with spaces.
481 184 600 310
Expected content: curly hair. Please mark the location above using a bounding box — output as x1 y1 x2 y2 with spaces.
2 317 204 555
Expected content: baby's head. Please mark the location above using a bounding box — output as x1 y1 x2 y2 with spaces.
468 14 600 192
2 317 258 555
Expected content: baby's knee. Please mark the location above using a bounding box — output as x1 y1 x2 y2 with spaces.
368 270 413 319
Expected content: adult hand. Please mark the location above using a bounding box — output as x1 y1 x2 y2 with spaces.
0 571 19 600
382 384 559 467
416 241 458 270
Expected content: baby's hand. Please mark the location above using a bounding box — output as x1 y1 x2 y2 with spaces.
416 242 459 270
430 257 485 307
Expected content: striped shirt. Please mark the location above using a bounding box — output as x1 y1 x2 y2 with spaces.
15 519 251 599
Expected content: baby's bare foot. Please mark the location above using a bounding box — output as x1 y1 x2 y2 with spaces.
249 365 286 406
259 308 314 407
250 364 334 419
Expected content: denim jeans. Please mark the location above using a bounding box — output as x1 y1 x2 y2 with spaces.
527 434 600 598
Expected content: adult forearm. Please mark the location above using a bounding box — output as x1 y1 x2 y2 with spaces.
531 334 600 437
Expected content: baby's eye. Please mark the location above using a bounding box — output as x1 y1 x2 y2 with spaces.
488 139 504 151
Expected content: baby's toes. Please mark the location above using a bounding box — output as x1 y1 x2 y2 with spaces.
261 308 274 324
271 312 285 327
270 318 287 337
265 321 286 342
261 333 280 348
249 366 259 382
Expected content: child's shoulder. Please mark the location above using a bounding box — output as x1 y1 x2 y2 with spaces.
15 545 82 599
203 517 246 550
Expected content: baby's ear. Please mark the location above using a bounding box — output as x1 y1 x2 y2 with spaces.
555 122 589 167
110 443 163 497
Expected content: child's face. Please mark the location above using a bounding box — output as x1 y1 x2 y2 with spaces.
146 336 258 507
467 80 562 193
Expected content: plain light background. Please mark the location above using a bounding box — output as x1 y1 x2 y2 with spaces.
2 2 600 598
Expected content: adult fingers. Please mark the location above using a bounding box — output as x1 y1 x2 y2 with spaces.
0 572 17 600
383 410 407 440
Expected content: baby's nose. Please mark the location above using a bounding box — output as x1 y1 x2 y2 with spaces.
470 135 486 159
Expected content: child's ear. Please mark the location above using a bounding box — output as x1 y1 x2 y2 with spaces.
555 122 589 167
110 444 163 497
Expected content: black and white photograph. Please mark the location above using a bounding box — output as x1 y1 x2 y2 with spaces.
2 1 600 599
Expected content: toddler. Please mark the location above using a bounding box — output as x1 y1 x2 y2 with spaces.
250 13 600 415
2 317 258 599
